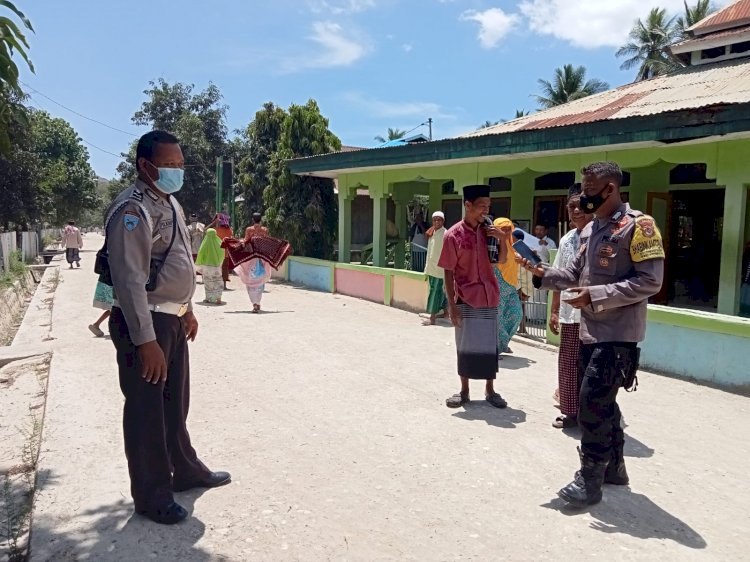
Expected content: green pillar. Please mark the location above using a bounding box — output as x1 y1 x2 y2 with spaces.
393 196 407 269
716 142 749 315
718 181 747 315
371 191 388 267
510 170 535 223
338 191 353 263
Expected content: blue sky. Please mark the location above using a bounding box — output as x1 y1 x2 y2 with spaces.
18 0 730 177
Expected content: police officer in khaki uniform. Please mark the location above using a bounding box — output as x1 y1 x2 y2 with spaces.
106 131 230 524
523 161 664 507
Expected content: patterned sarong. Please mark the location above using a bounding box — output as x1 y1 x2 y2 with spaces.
559 323 582 416
455 303 499 380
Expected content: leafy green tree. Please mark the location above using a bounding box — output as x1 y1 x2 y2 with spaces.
617 7 681 81
479 120 499 129
264 100 341 259
534 65 609 109
30 110 98 224
236 102 287 223
0 89 39 228
128 79 228 215
0 0 34 154
675 0 717 39
374 128 406 143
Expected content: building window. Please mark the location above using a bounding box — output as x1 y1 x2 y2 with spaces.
535 172 576 191
669 163 710 184
730 40 750 54
701 46 727 60
488 176 512 192
442 180 455 195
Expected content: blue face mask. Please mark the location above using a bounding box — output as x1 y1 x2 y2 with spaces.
147 161 184 194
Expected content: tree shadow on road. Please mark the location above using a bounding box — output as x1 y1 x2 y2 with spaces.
541 489 706 549
452 403 527 428
31 488 212 561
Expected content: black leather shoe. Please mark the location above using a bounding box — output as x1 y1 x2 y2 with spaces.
173 471 231 492
139 501 188 525
558 448 608 507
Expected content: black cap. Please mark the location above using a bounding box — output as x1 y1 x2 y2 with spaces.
463 184 490 201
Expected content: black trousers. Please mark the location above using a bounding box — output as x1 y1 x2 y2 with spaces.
109 307 209 511
578 342 636 464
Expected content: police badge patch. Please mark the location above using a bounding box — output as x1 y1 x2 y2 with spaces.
124 211 140 231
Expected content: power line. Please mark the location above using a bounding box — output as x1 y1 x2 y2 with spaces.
20 80 140 137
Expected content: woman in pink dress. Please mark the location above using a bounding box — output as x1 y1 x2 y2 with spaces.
235 213 273 313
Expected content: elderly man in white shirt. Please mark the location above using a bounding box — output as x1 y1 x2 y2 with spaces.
422 211 448 325
548 188 593 428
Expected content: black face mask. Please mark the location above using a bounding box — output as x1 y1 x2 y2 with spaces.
579 186 610 213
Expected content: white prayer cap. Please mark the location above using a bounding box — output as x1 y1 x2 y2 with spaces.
432 211 445 219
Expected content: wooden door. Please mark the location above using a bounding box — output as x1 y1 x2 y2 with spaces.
647 192 672 305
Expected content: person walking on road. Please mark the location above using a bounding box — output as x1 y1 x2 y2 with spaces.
105 130 230 525
209 213 234 290
439 184 509 409
235 213 273 313
187 213 205 262
62 220 83 269
88 280 113 337
522 162 664 507
195 228 225 305
422 211 448 325
548 186 593 429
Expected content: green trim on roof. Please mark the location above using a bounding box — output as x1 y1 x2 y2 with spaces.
288 105 750 174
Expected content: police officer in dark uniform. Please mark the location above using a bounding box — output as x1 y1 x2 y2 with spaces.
105 131 230 524
523 161 665 506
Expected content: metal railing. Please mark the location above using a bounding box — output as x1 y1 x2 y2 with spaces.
517 268 548 341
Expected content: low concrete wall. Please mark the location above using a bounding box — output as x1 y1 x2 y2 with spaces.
271 260 288 281
0 270 35 344
642 306 750 388
334 266 386 304
288 258 334 292
391 273 429 312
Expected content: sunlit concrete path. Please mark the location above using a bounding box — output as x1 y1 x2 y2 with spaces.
29 234 750 561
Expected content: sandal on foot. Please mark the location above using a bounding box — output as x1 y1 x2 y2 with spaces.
553 414 578 429
88 324 104 337
446 393 469 408
485 392 507 409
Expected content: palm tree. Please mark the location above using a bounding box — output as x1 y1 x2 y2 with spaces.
534 65 609 109
1 0 35 153
479 120 499 129
374 128 407 143
675 0 717 39
617 8 681 81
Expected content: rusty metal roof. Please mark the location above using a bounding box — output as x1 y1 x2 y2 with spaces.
690 0 750 35
460 58 750 138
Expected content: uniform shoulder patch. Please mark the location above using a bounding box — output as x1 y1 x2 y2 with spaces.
124 210 140 231
130 189 144 202
630 215 665 262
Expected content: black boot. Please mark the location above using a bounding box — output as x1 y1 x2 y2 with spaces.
604 434 629 485
558 448 608 507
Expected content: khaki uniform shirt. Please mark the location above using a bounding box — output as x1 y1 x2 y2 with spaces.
424 227 446 279
105 179 196 345
539 203 665 344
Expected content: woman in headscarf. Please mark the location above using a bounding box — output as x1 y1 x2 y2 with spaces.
493 218 524 356
195 228 225 305
209 213 234 289
235 213 273 313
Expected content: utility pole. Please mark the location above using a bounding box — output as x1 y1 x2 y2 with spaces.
215 156 223 215
427 117 433 141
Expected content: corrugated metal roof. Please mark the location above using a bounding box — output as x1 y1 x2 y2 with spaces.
690 0 750 35
460 58 750 138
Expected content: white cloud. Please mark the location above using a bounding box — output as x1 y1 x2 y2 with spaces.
519 0 732 49
307 0 375 14
460 8 520 49
342 92 457 120
283 21 368 71
402 43 414 52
